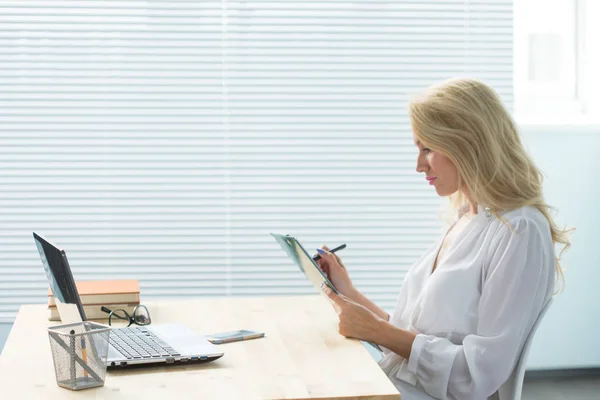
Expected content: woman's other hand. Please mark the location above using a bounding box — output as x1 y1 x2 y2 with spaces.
315 245 355 297
321 283 383 343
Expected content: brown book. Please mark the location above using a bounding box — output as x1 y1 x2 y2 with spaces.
48 280 140 306
48 302 139 321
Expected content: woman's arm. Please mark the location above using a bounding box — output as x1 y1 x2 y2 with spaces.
376 320 416 357
346 288 390 321
322 285 406 345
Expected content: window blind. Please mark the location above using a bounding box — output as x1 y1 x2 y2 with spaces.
0 0 513 323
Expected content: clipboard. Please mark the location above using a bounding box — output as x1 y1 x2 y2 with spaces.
271 233 384 354
271 233 338 294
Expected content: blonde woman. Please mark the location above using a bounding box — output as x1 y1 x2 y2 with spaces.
316 78 572 400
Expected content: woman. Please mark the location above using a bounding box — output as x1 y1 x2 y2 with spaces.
316 78 572 400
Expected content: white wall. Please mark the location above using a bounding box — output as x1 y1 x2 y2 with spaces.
0 323 11 354
522 125 600 369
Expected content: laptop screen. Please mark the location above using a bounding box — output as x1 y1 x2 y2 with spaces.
33 232 87 321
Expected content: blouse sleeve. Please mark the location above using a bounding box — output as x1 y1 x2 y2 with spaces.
406 217 554 400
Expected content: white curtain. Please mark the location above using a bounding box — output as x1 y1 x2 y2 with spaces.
0 0 513 323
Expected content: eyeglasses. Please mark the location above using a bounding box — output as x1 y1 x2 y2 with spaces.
100 305 151 327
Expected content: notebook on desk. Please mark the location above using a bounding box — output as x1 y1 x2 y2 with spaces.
33 232 224 368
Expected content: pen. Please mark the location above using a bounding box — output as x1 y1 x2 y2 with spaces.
81 336 88 378
69 329 76 382
312 244 346 261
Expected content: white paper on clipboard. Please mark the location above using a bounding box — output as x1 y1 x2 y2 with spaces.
270 233 338 294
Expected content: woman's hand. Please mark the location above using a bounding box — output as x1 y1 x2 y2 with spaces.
316 245 390 322
321 283 384 343
315 245 355 297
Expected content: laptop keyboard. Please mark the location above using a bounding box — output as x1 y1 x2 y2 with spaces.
110 326 181 360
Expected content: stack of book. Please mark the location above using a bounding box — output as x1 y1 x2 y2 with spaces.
48 280 140 321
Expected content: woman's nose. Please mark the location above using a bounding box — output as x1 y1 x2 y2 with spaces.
416 155 427 173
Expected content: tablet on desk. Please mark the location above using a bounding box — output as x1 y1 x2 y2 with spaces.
271 233 339 295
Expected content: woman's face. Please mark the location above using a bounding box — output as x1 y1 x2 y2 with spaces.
413 133 459 197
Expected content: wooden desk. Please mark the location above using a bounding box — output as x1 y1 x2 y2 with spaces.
0 295 400 399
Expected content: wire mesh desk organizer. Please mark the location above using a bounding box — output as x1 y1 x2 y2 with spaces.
47 321 112 390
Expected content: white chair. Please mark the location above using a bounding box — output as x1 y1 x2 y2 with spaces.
496 298 554 400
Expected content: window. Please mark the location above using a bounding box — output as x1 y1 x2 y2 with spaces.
0 1 513 323
514 0 600 122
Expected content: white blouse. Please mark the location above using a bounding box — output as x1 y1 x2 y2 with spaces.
378 205 556 400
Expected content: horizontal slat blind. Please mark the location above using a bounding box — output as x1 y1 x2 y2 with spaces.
0 0 512 323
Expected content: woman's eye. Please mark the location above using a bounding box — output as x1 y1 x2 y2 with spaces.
422 148 431 154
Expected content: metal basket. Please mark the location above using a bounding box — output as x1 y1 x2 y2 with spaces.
47 321 112 390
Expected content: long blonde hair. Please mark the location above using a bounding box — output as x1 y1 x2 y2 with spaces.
409 77 573 288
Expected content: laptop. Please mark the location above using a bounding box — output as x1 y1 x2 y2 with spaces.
33 232 224 368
